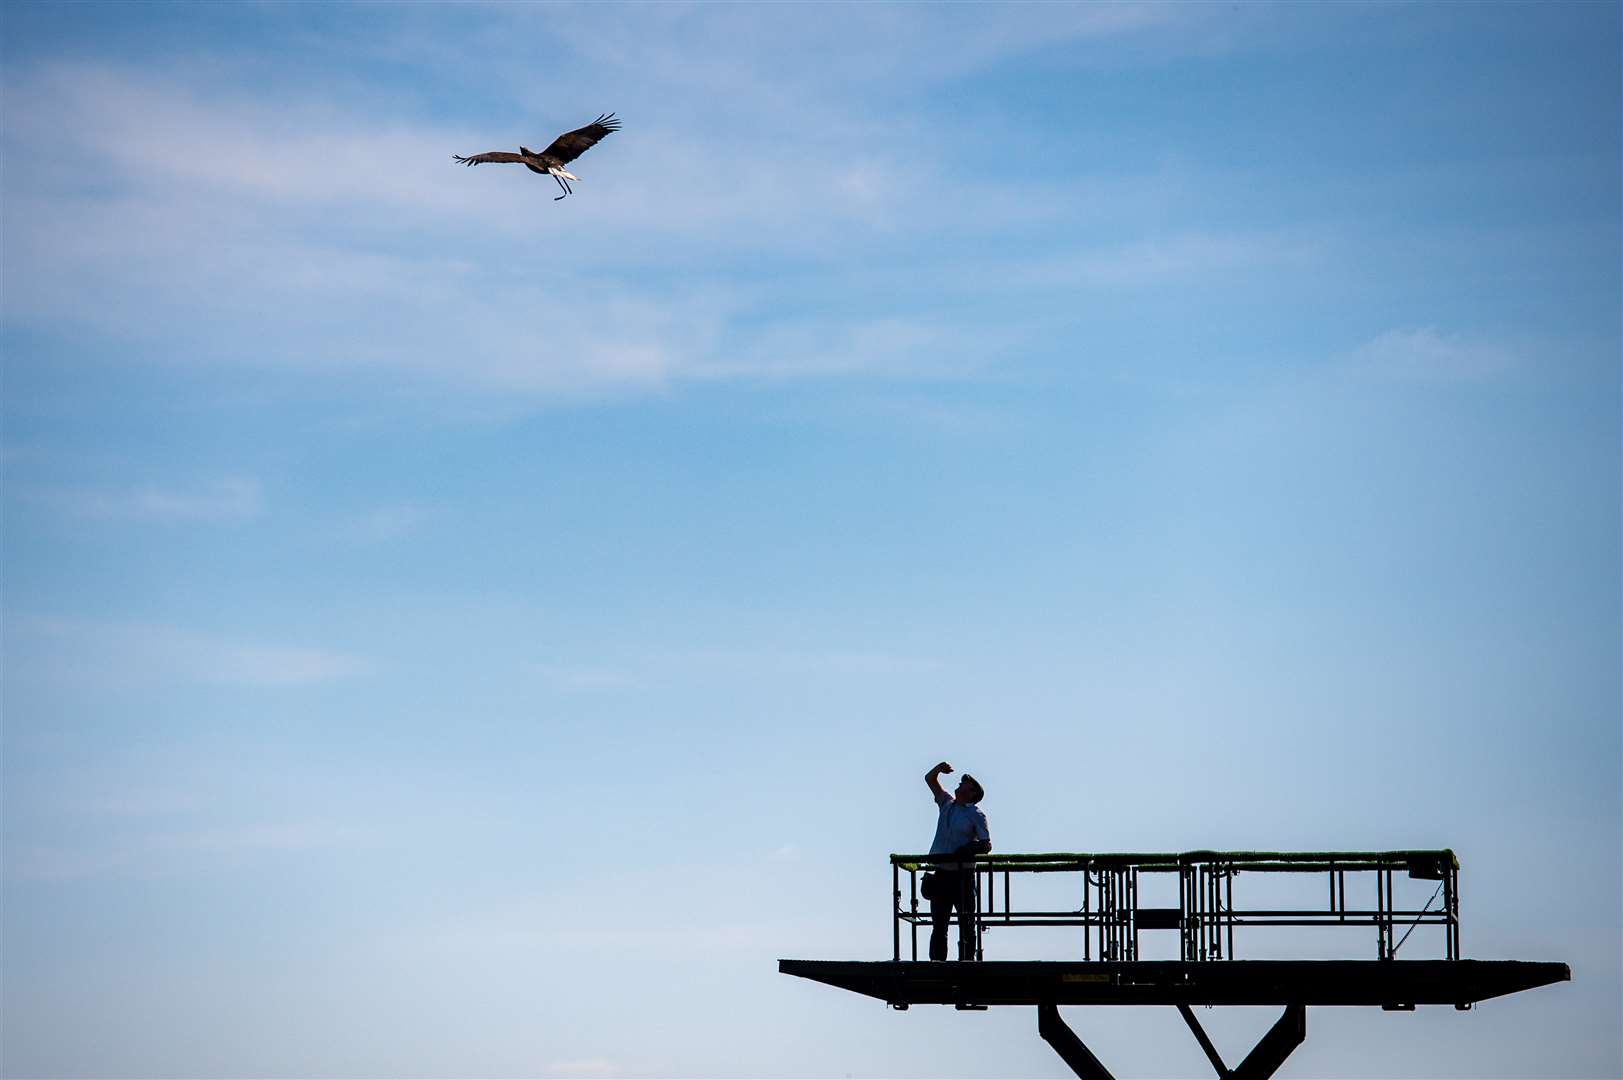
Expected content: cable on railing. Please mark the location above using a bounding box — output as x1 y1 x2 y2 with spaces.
1391 878 1447 957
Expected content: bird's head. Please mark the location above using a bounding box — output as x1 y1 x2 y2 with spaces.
519 146 537 157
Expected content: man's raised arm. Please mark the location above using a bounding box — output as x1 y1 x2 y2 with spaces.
925 760 953 800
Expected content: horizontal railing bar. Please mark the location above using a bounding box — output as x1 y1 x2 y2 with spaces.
891 849 1456 867
895 903 1458 914
1207 907 1451 915
1222 915 1453 923
898 915 1454 926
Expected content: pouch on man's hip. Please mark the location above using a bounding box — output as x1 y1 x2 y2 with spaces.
920 872 951 901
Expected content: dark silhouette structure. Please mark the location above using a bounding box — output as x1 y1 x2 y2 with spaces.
780 849 1569 1079
454 113 621 200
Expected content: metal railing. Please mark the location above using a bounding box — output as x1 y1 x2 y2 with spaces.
891 850 1460 963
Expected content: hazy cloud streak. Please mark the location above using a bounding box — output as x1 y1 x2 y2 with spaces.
6 617 370 688
1347 327 1521 382
19 478 264 523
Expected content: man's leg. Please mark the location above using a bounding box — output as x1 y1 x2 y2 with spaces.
928 880 952 962
956 870 976 960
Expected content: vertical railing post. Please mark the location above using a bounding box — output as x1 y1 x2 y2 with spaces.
910 866 919 961
1225 864 1234 960
1132 866 1140 962
892 859 901 962
1082 861 1091 961
1375 866 1384 959
1377 866 1392 960
974 863 985 961
1454 857 1467 961
1110 868 1121 961
1186 863 1195 961
1100 868 1111 961
1205 863 1216 960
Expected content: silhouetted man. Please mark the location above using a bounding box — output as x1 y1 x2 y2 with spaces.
924 760 990 962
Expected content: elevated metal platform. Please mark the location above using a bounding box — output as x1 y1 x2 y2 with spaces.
779 958 1569 1009
779 849 1570 1079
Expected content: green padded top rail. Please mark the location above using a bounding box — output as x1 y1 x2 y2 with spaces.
891 850 1458 877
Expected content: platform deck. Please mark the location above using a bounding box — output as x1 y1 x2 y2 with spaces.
779 958 1569 1009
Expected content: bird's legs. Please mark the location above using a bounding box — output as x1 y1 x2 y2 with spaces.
552 173 573 201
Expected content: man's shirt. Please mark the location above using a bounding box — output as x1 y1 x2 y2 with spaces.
929 791 990 856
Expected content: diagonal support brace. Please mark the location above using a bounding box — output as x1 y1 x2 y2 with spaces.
1037 1001 1114 1080
1038 1001 1307 1080
1232 1003 1306 1080
1177 1003 1232 1078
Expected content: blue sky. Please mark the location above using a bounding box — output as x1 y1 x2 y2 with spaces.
2 2 1618 1077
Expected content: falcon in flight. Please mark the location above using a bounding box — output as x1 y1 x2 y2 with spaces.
454 113 622 200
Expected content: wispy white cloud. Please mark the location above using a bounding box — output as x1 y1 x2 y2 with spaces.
674 646 943 678
690 317 1000 382
9 822 367 881
1346 327 1520 382
1018 230 1319 289
842 393 1013 435
531 662 641 692
6 617 370 688
19 477 263 523
0 6 1260 406
152 823 362 854
544 1060 617 1079
527 645 942 693
334 503 431 544
0 2 1342 461
0 58 925 263
3 64 469 214
6 846 141 882
424 900 797 956
77 788 207 818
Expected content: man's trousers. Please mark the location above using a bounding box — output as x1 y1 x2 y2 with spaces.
928 869 975 962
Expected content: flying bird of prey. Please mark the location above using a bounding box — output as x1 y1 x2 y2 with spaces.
453 113 622 200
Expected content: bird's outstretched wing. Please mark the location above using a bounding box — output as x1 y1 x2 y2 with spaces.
538 114 621 165
453 151 527 166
